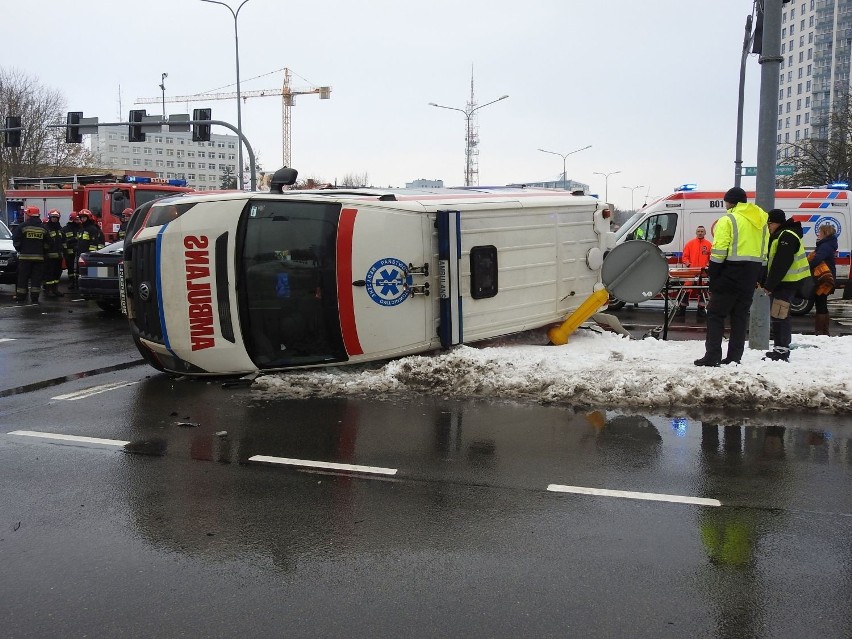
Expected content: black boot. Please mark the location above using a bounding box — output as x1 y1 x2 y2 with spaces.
763 347 790 362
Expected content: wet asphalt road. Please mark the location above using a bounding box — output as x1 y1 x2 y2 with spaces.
1 284 852 638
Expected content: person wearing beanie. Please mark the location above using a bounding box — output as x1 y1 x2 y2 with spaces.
761 208 811 361
694 187 769 366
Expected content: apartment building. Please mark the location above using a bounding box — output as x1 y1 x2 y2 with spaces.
90 130 240 191
778 0 852 156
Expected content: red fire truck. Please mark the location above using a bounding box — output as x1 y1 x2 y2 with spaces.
4 173 192 242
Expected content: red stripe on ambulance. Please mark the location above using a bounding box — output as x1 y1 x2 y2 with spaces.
336 209 363 356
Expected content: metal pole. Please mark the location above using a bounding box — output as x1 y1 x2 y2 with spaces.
756 0 783 211
201 0 251 190
160 73 168 118
734 14 754 188
593 170 621 202
539 146 591 190
429 95 508 187
465 113 472 186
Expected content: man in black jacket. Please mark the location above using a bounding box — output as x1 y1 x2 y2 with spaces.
11 206 51 304
761 209 811 361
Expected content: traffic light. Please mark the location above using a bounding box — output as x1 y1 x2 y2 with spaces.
192 108 211 142
3 116 21 148
66 111 83 143
129 109 146 142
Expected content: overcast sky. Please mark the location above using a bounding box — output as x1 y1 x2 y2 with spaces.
6 1 762 208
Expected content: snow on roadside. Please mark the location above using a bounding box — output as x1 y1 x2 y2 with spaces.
253 331 852 414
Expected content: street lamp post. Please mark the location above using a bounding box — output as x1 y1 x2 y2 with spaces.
428 94 509 186
622 185 644 211
592 170 621 202
537 145 592 189
201 0 251 190
159 73 168 117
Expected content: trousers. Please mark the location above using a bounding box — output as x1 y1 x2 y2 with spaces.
704 287 755 362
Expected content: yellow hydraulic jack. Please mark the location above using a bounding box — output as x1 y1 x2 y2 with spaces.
547 288 610 346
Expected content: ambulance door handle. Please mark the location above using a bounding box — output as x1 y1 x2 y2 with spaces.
352 280 366 287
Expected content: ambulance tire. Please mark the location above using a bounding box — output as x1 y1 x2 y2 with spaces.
789 293 814 316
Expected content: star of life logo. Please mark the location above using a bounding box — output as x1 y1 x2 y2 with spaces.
815 216 842 237
365 257 412 306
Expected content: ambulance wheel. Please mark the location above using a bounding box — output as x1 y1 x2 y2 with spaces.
789 293 813 316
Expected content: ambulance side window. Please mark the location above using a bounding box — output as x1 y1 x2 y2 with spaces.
470 245 498 299
645 213 677 246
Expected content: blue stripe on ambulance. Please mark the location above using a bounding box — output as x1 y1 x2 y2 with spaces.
437 210 462 349
155 224 175 355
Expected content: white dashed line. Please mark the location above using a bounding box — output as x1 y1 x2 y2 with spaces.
51 381 139 401
249 455 398 476
547 484 721 506
8 430 130 447
0 338 16 343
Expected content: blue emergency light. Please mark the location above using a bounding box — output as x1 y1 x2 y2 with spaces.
674 183 698 192
124 176 152 184
828 182 849 190
168 179 188 187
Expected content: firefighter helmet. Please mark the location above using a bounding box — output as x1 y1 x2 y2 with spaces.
48 209 61 218
122 207 133 218
78 209 92 219
25 206 41 217
69 211 79 221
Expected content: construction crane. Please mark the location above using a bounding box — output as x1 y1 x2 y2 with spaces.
135 68 331 167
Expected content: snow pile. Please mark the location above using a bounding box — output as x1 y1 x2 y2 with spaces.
253 331 852 414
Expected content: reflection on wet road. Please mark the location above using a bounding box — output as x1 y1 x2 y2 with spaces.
2 371 852 637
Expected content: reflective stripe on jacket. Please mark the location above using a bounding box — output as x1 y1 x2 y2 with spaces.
768 228 810 283
709 202 768 265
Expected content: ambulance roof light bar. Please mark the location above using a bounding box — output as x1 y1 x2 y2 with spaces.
674 183 698 192
827 182 849 190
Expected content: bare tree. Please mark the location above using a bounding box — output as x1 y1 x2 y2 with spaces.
339 172 369 188
1 67 96 189
778 91 852 187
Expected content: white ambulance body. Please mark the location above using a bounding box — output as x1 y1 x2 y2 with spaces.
615 186 851 287
121 188 614 375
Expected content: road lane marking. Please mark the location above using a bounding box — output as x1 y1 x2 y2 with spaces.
0 338 16 343
51 380 139 401
547 484 721 507
249 455 398 476
8 430 130 447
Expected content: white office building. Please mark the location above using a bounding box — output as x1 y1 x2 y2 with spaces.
778 0 852 154
89 130 240 191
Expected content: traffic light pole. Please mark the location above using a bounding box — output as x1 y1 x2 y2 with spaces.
49 117 257 191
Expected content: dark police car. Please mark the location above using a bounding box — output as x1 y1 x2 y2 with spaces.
78 240 124 312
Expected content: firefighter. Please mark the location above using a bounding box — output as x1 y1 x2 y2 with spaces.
11 206 51 304
62 211 80 290
74 209 104 279
117 207 133 241
42 209 65 298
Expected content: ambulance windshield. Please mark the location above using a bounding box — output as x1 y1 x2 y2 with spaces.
237 200 348 368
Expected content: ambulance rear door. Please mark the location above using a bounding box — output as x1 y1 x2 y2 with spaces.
343 206 433 360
